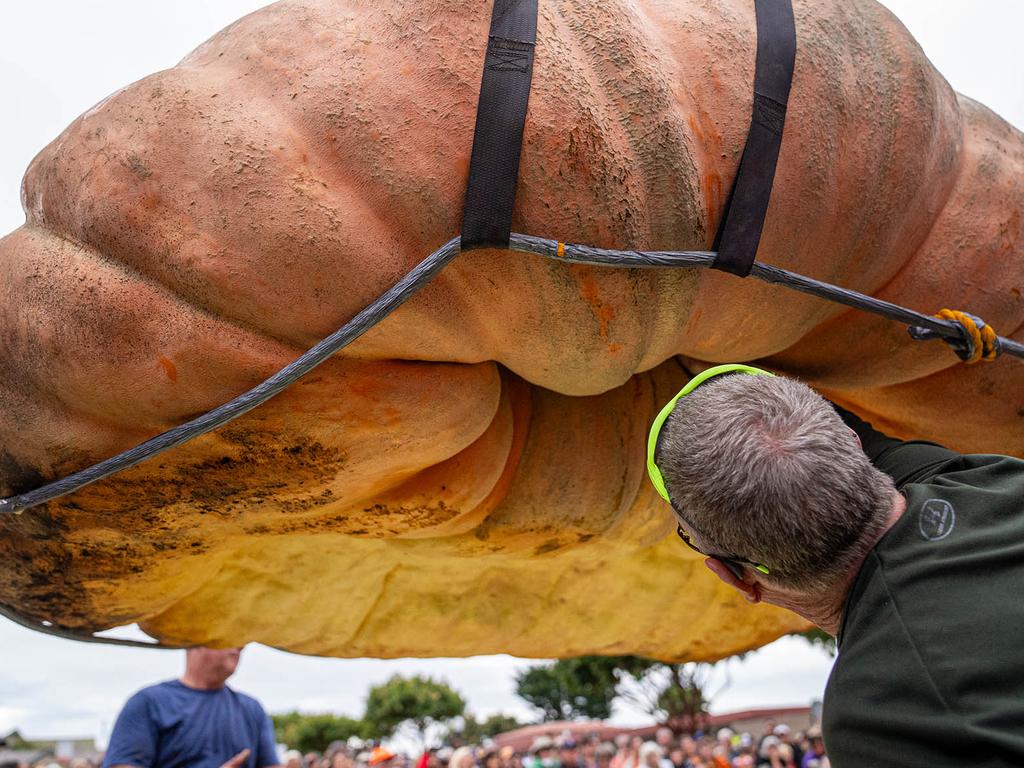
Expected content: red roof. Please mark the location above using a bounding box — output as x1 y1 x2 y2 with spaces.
492 706 812 752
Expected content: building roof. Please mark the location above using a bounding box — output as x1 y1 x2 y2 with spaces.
492 706 812 752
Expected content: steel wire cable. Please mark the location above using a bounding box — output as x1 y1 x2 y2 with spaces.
514 235 1024 356
0 236 462 516
2 233 1021 519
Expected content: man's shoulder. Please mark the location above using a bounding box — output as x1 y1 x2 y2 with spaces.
827 454 1024 767
908 452 1024 487
124 680 183 706
222 685 268 715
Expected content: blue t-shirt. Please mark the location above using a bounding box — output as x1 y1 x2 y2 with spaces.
102 680 279 768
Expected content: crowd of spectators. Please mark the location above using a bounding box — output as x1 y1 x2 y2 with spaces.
4 720 827 768
283 721 828 768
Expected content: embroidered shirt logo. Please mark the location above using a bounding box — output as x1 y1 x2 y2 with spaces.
919 499 956 541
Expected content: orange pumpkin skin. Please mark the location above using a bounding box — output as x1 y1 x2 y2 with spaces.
0 0 1021 659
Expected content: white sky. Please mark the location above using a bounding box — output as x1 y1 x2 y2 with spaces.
1 0 1022 748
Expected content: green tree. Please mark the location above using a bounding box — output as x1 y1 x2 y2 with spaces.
451 713 524 743
648 663 714 733
515 656 731 729
515 656 651 721
364 675 466 744
271 712 369 753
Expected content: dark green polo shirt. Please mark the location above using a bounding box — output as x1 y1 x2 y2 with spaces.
823 411 1024 768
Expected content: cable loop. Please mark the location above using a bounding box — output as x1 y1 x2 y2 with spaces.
933 309 1001 363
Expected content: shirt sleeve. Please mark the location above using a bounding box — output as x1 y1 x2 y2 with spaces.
254 708 280 767
102 692 158 768
831 404 960 488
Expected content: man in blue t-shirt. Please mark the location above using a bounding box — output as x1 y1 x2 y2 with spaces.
103 646 281 768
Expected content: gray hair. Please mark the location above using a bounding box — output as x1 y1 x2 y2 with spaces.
657 373 895 591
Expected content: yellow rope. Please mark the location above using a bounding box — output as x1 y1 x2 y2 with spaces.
935 308 1000 363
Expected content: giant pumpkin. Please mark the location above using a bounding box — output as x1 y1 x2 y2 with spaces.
0 0 1021 660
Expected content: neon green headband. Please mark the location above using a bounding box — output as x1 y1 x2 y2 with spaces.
646 363 776 502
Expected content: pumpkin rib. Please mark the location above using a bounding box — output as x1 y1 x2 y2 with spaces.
22 55 435 353
545 7 653 241
556 1 700 249
0 224 302 435
764 93 1023 394
757 123 970 386
17 81 319 351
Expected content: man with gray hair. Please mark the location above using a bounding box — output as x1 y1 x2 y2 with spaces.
647 364 1024 768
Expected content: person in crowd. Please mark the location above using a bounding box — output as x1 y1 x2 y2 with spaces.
556 739 578 768
677 736 697 768
714 731 734 766
652 739 672 768
324 744 354 768
446 747 475 768
754 724 774 759
798 727 826 768
708 745 731 768
653 731 672 756
594 742 616 768
525 737 556 768
637 742 662 768
625 736 643 768
607 736 629 768
770 728 798 768
694 741 716 768
282 752 302 768
754 738 793 768
577 737 598 768
102 646 280 768
648 366 1024 766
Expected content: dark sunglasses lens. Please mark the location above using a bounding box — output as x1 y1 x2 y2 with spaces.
676 526 704 554
721 559 746 580
677 526 746 579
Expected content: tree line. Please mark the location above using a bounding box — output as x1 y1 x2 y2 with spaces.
273 657 716 751
274 634 834 752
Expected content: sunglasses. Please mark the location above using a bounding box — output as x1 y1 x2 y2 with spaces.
675 524 769 580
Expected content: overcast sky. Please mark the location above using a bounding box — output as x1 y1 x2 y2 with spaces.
1 0 1022 749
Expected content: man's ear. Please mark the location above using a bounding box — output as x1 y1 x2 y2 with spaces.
705 558 762 603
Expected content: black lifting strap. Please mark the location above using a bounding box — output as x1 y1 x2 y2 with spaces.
711 0 797 277
460 0 539 251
